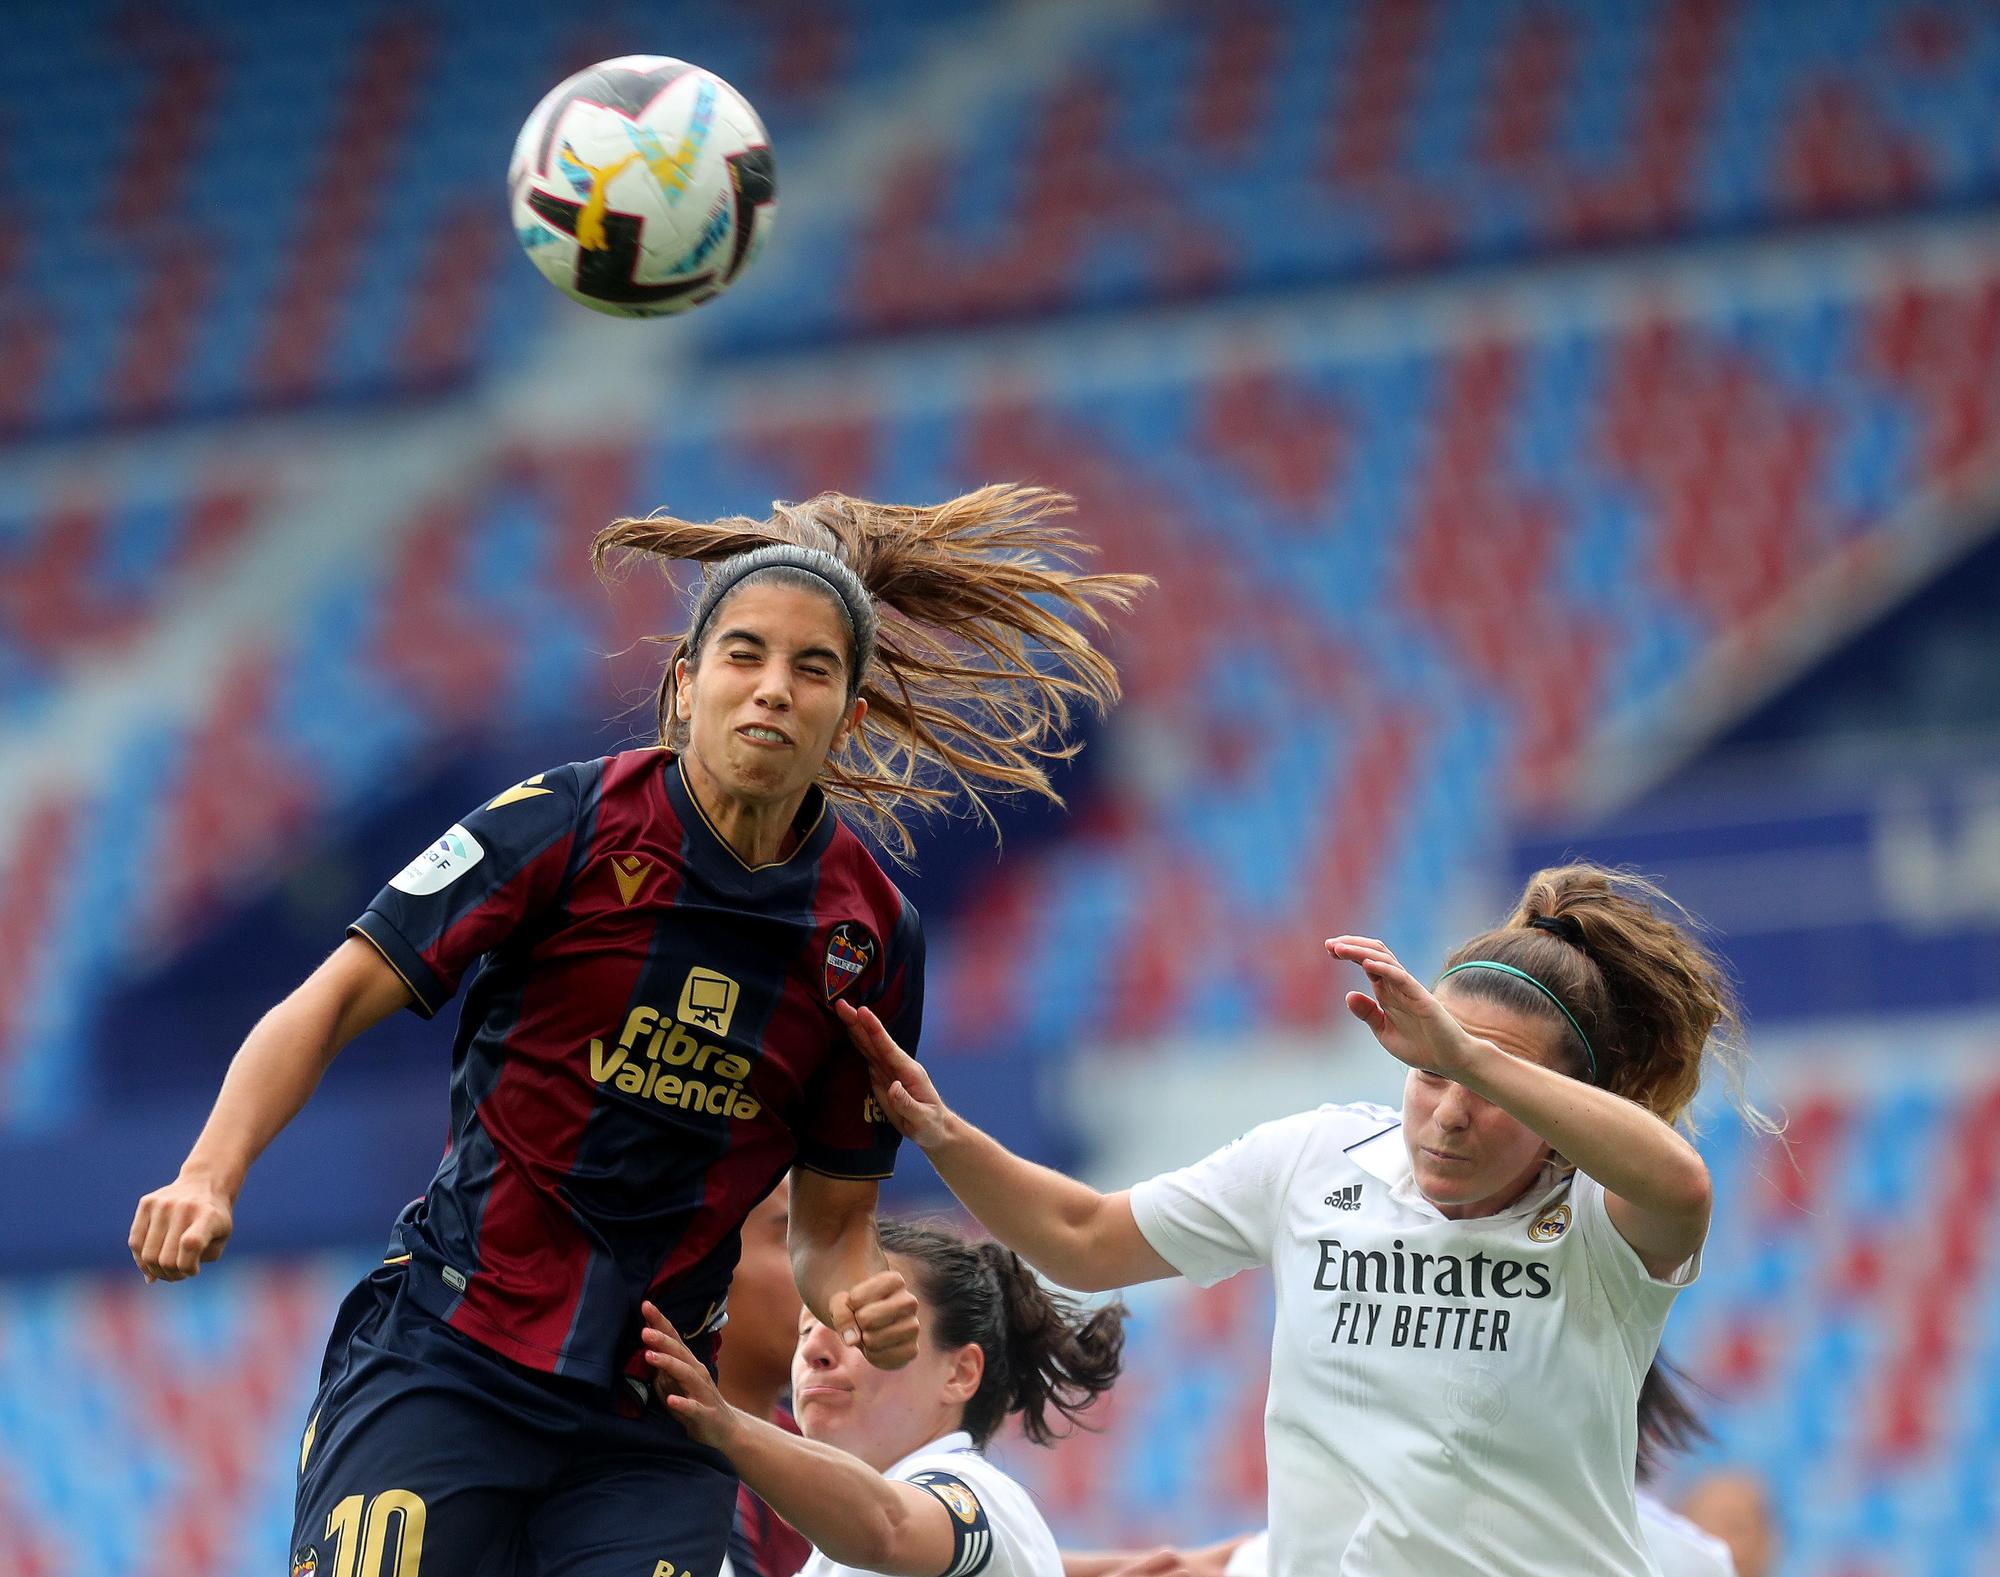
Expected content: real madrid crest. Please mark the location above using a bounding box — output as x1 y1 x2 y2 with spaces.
823 921 878 1001
1529 1202 1572 1242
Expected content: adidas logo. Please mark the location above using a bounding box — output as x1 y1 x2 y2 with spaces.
1325 1184 1364 1212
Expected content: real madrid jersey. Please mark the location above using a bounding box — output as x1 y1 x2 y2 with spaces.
349 750 923 1387
1222 1501 1733 1577
1129 1103 1699 1577
796 1430 1059 1577
1637 1493 1737 1577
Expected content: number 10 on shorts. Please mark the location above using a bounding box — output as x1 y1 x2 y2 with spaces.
323 1489 427 1577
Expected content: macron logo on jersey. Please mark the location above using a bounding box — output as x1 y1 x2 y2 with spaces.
1325 1184 1364 1211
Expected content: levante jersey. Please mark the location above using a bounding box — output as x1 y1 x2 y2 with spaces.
350 750 923 1386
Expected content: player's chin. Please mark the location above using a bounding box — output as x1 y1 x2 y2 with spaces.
793 1390 853 1431
1413 1153 1484 1196
719 749 815 801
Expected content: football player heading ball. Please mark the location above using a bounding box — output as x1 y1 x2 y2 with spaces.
130 485 1145 1575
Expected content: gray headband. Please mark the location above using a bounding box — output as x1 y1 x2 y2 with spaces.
689 549 867 656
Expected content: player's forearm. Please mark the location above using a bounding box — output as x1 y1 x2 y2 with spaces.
717 1410 943 1576
923 1114 1124 1292
178 991 355 1198
1063 1538 1248 1577
1458 1041 1711 1223
790 1209 889 1331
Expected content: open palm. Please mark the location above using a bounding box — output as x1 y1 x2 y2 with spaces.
1326 936 1480 1078
835 1000 953 1149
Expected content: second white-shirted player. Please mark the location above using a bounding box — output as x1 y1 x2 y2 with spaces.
645 1219 1126 1577
842 863 1767 1577
1219 1509 1733 1577
1069 1352 1739 1577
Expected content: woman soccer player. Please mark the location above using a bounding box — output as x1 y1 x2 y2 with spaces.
642 1219 1125 1577
127 485 1144 1577
842 863 1769 1577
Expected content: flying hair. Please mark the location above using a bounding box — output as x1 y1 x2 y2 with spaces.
592 484 1150 858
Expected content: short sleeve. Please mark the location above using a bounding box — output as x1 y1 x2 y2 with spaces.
1128 1112 1318 1288
1224 1532 1269 1577
349 766 583 1018
867 896 925 1054
1571 1171 1702 1316
794 898 923 1180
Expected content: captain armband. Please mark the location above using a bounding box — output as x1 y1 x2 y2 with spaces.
910 1470 992 1577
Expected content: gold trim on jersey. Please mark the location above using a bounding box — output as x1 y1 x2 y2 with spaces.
791 1160 895 1182
347 925 436 1016
675 756 828 874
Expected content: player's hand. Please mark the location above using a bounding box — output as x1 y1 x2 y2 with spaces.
828 1267 921 1370
129 1173 235 1283
835 1000 952 1150
640 1302 742 1451
1327 936 1486 1080
1104 1552 1203 1577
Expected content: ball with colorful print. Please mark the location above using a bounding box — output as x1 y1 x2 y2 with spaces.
508 56 776 319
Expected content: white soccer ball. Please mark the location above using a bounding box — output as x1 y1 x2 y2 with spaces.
508 55 777 319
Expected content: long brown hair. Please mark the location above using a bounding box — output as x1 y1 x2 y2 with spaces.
592 484 1149 857
878 1220 1126 1448
1439 862 1773 1133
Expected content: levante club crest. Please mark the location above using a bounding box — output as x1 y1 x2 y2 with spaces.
823 922 877 1001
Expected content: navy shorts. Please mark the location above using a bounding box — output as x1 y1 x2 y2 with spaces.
292 1264 738 1577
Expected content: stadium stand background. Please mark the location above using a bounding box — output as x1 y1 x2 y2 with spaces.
2 0 1998 1572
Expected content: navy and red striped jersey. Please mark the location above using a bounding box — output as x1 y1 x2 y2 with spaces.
350 749 923 1386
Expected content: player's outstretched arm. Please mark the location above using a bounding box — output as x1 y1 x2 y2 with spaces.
788 1167 921 1370
836 1002 1176 1295
1064 1543 1248 1577
1329 936 1712 1277
128 936 412 1282
642 1304 962 1577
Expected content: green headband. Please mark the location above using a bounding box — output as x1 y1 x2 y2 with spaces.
1436 961 1598 1084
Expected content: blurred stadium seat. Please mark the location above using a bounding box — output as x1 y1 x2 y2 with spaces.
0 0 993 438
722 0 2000 345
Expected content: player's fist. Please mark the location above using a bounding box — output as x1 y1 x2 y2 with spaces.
129 1175 234 1283
835 1000 953 1150
828 1268 920 1370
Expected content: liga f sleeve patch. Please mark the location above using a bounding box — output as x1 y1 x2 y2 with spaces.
909 1470 992 1577
351 765 582 1015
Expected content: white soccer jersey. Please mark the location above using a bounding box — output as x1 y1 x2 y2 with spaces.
1221 1498 1732 1577
797 1429 1060 1577
1129 1103 1700 1577
1638 1492 1737 1577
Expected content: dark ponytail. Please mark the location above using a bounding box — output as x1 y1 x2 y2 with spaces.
878 1221 1126 1448
1636 1354 1713 1483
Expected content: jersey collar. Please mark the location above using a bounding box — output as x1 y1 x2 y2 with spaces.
665 752 837 874
1343 1120 1409 1185
1345 1118 1569 1219
885 1430 979 1478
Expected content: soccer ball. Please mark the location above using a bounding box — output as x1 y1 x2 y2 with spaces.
508 55 777 319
